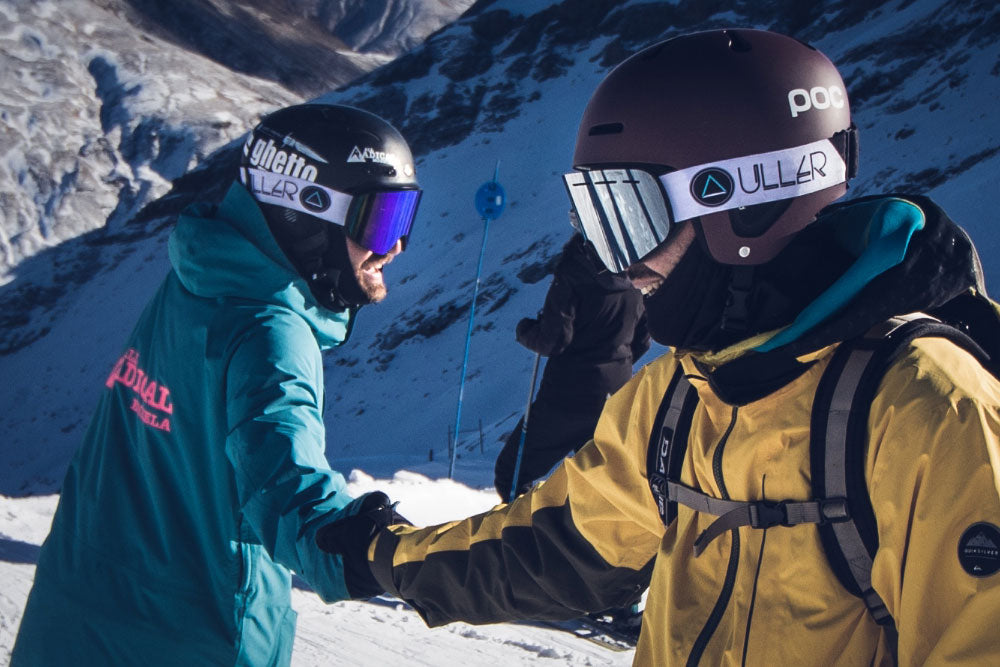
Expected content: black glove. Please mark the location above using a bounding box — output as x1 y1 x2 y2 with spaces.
515 317 536 342
316 491 409 599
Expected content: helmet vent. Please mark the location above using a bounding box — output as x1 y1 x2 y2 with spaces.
588 122 624 136
724 30 752 52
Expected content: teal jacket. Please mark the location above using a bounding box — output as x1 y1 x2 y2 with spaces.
14 183 359 666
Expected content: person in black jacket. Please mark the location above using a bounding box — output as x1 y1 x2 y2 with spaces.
494 226 649 500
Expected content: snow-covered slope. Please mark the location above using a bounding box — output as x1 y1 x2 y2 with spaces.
2 0 999 663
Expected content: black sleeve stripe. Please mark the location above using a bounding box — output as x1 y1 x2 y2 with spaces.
388 501 654 627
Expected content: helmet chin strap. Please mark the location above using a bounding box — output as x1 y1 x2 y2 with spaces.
308 233 371 311
307 267 354 311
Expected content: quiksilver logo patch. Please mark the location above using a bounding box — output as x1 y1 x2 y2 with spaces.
958 522 1000 577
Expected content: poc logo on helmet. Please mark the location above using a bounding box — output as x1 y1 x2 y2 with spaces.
787 85 846 118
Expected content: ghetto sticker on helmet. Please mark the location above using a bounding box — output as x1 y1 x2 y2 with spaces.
958 523 1000 577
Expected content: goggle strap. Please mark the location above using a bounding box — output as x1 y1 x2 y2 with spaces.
243 167 352 227
832 124 859 179
658 138 848 223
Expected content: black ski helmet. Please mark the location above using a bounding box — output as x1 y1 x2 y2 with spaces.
238 103 420 309
241 103 418 198
570 29 858 267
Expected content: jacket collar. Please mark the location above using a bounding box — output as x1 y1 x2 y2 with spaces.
684 194 982 405
168 182 356 349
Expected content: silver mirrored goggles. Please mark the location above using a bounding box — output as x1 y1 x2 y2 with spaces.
563 139 848 273
562 168 672 274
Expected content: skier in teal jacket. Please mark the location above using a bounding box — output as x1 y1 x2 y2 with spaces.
12 104 422 666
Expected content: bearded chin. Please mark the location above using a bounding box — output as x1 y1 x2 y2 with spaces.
314 233 374 308
357 263 388 304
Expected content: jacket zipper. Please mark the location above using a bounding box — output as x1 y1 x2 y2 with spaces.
742 477 770 666
237 518 254 632
687 405 740 666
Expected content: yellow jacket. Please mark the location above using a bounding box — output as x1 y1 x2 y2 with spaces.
369 195 1000 665
371 335 1000 665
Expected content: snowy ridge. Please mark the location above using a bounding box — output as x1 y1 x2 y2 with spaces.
0 0 473 281
320 0 478 55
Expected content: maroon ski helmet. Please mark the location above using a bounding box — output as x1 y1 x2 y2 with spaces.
570 29 857 266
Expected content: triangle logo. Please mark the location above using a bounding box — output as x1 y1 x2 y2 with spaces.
299 185 330 213
347 146 365 163
305 191 326 209
690 168 734 207
969 532 999 549
700 174 729 199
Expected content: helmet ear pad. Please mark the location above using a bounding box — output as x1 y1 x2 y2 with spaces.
260 203 370 310
694 183 848 265
260 203 327 276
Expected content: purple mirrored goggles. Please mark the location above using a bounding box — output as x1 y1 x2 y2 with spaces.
244 167 422 254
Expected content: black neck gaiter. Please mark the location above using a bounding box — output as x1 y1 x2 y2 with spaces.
644 224 853 352
643 242 732 350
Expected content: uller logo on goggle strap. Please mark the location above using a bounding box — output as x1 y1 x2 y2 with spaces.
690 168 734 207
300 185 331 213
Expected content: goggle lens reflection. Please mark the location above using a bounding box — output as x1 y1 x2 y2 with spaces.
345 189 422 254
562 169 672 273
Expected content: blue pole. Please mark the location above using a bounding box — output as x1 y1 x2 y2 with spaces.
449 215 491 479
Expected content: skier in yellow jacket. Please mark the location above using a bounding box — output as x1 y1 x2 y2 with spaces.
314 29 1000 665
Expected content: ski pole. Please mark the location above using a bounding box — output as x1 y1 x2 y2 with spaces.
450 162 505 480
509 351 541 502
449 215 490 479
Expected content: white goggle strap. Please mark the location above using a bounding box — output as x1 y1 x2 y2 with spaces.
658 138 848 223
241 167 352 226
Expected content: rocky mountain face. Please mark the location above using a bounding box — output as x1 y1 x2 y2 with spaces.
0 0 473 283
100 0 478 93
1 0 998 492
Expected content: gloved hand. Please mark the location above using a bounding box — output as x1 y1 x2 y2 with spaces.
515 317 537 343
316 491 410 599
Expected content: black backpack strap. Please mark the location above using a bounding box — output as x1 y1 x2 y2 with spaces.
647 367 699 525
647 368 853 557
811 314 990 650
